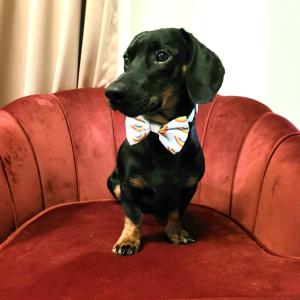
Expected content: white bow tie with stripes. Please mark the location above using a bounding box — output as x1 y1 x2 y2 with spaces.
125 108 196 154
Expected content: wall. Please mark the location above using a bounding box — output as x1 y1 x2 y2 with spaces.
267 0 300 129
118 0 300 129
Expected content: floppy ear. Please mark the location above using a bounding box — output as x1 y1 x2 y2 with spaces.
180 28 225 104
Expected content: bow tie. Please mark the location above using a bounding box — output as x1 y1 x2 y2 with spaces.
125 108 196 154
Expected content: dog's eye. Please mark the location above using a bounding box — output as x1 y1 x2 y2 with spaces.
155 51 170 63
123 54 129 67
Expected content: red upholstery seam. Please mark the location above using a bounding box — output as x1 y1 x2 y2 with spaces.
200 204 300 261
0 157 18 229
52 94 81 202
2 110 45 211
0 199 117 252
229 111 273 217
197 95 220 204
201 95 220 149
252 132 300 233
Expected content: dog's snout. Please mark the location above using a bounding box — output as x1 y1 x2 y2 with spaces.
105 83 128 105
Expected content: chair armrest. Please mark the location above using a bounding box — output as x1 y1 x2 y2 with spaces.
0 109 43 242
0 88 117 243
195 95 300 258
254 133 300 258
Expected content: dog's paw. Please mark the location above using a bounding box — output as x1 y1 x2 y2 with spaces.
112 239 140 256
165 228 195 245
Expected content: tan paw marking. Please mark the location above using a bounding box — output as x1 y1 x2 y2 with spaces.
165 227 195 244
112 217 141 256
112 239 140 256
165 209 195 245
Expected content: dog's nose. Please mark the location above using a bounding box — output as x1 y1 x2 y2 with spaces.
105 83 127 105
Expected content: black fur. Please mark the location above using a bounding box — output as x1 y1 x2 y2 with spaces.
105 28 224 251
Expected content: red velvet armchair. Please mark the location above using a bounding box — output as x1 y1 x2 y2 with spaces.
0 88 299 299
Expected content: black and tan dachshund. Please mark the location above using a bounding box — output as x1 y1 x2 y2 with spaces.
105 28 224 255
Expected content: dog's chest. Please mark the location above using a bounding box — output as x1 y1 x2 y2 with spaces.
133 153 199 192
149 163 185 187
132 161 198 215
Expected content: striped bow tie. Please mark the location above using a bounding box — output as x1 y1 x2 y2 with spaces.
125 108 196 154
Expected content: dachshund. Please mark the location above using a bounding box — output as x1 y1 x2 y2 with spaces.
105 28 224 255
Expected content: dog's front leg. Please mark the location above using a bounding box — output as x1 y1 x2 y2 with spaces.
113 201 142 256
164 209 195 244
164 185 197 244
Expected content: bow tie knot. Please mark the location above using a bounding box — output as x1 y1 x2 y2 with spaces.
125 109 196 154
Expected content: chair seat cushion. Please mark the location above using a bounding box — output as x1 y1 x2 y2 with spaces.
0 201 299 299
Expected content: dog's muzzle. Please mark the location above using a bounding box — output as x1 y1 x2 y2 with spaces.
105 82 129 110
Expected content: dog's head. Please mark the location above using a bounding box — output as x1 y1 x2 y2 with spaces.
105 28 225 119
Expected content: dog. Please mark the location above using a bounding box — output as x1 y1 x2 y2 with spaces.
105 28 224 255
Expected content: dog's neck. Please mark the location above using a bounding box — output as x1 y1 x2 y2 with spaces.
144 101 195 125
143 113 169 125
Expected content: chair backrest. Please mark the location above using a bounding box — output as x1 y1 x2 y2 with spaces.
1 88 299 258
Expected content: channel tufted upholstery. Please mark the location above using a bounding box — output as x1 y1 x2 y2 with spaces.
0 88 299 299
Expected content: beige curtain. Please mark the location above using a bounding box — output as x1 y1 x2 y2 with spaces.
0 0 118 107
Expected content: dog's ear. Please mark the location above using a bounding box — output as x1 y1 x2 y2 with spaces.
180 28 225 104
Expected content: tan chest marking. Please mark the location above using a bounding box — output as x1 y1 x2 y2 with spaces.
129 176 148 189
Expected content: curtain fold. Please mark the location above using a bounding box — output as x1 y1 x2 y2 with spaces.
78 0 118 88
0 0 118 107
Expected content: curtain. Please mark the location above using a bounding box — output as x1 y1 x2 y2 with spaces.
0 0 118 107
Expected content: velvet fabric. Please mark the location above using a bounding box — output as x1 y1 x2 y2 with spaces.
0 88 300 299
0 201 300 300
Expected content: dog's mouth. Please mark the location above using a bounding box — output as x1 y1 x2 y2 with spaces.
147 100 162 114
115 98 162 118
